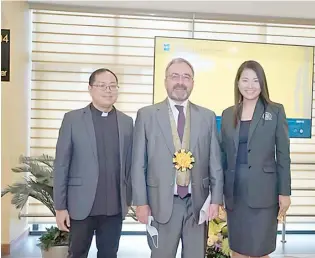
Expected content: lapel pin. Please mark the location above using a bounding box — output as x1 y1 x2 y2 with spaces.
262 112 272 121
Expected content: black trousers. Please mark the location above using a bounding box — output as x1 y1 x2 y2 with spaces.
67 214 122 258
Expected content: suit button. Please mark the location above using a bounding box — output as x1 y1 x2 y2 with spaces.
248 149 251 153
248 166 251 169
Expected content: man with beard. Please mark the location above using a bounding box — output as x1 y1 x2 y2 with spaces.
131 58 223 258
53 68 133 258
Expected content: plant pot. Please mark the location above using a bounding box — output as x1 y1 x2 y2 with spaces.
41 245 68 258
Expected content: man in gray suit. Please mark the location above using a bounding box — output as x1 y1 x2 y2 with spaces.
53 68 133 258
131 58 224 258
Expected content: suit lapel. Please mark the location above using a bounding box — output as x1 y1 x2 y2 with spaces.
232 104 241 152
233 119 240 153
189 103 201 152
116 110 125 168
156 100 201 154
248 99 264 145
156 100 175 155
83 105 97 159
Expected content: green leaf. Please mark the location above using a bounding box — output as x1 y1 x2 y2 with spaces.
2 155 67 249
1 154 56 216
37 226 69 251
126 206 137 221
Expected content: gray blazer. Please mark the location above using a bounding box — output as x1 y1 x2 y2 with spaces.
131 99 223 224
53 105 133 220
220 99 291 210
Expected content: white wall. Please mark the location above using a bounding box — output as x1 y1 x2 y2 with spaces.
1 0 31 247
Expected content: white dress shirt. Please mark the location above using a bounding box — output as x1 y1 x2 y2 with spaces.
168 97 192 194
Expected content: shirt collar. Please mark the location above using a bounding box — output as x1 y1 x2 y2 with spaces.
90 103 116 116
167 97 188 110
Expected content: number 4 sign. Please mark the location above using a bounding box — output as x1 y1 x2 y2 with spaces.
1 29 10 82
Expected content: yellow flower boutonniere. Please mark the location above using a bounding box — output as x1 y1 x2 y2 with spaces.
173 149 195 172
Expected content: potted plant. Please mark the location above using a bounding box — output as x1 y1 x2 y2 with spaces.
37 226 69 258
1 154 69 258
206 206 231 258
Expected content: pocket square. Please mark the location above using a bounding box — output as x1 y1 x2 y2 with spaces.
262 112 272 120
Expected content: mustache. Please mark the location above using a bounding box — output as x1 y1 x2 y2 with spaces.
173 84 187 90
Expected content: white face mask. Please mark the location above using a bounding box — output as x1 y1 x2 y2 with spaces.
146 216 158 248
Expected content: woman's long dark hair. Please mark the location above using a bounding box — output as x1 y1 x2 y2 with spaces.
233 60 271 127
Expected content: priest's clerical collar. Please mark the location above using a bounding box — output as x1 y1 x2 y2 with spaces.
90 103 115 117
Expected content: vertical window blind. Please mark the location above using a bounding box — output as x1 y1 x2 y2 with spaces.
30 9 315 224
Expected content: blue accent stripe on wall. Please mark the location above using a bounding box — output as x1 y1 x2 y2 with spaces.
215 117 312 139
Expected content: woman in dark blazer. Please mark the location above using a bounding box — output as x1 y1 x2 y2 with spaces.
220 60 291 258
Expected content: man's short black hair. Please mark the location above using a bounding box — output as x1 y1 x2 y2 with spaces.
89 68 118 85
